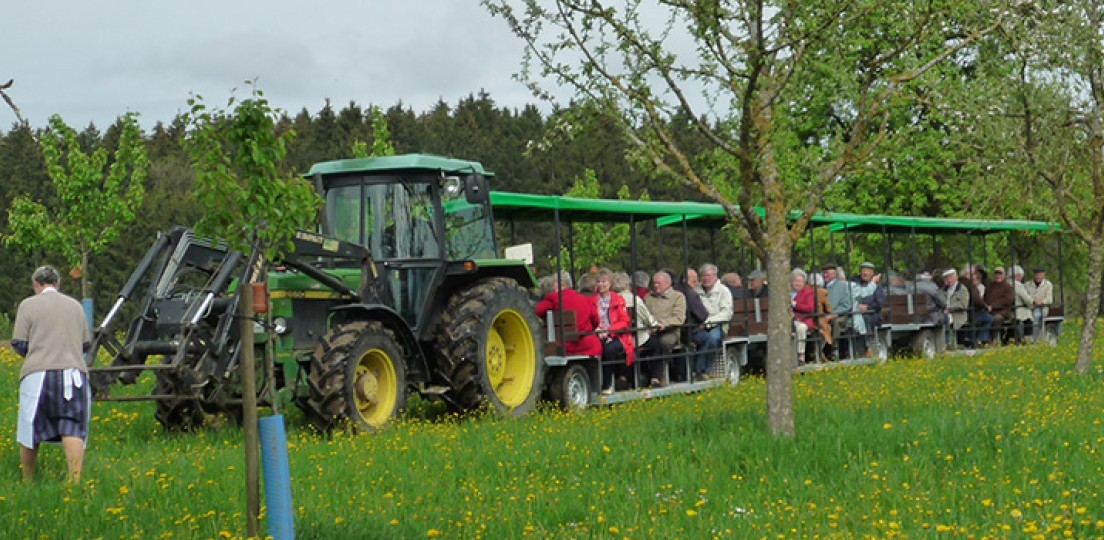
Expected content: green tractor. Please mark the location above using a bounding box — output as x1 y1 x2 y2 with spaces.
89 154 544 432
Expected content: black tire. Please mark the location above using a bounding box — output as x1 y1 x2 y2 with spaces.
437 278 544 416
300 322 407 433
911 329 936 360
153 372 205 432
548 364 590 411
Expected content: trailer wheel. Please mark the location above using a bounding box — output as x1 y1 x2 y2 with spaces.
301 322 407 433
911 329 937 360
874 332 891 363
153 373 205 432
724 346 742 386
438 278 544 416
548 364 590 411
1044 324 1059 347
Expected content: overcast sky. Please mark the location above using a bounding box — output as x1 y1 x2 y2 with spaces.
3 0 545 130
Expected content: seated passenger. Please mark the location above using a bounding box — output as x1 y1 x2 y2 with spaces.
914 271 948 325
722 272 747 300
576 273 598 298
851 262 885 356
633 270 651 299
809 273 834 360
746 269 769 299
791 269 815 365
1024 268 1053 342
1011 265 1034 342
672 269 709 381
594 270 635 395
983 267 1015 343
961 266 991 346
943 269 970 346
535 271 603 358
613 272 656 366
822 263 852 356
642 270 686 387
692 263 733 381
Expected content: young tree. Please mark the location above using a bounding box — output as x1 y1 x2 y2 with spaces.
986 1 1104 373
352 105 396 158
485 0 1006 435
182 88 320 259
555 168 646 272
5 113 148 300
182 86 320 538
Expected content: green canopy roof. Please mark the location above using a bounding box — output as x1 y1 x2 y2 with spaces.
819 212 1059 234
489 191 727 223
491 192 1060 235
307 153 494 177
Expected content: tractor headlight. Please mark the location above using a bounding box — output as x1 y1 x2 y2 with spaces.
273 317 290 335
443 175 462 196
253 320 265 335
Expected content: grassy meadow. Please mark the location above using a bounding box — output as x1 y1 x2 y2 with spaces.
1 327 1103 539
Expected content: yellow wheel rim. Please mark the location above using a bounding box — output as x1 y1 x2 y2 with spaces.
485 309 536 408
352 348 398 428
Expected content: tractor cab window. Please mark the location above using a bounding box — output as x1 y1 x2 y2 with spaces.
325 179 441 261
441 184 495 260
366 180 440 260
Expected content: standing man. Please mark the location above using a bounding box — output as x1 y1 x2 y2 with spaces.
12 266 91 483
692 263 733 381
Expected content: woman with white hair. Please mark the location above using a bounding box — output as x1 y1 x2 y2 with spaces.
791 269 815 364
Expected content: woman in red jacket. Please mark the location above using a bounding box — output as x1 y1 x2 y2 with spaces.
594 270 635 394
791 269 816 364
535 271 603 358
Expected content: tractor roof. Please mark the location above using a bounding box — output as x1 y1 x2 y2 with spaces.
307 153 495 178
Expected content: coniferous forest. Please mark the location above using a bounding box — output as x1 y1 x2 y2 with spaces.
0 91 1087 323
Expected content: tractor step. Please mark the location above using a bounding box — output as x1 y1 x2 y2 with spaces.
419 385 451 396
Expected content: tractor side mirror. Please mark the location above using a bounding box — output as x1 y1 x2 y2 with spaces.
464 173 489 204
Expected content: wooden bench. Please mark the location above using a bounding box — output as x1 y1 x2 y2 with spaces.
879 294 934 325
729 298 769 337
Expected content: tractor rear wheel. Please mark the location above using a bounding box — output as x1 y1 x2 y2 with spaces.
153 372 205 432
301 322 407 433
438 278 544 416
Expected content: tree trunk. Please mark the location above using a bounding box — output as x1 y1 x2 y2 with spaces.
1075 239 1102 373
764 221 795 437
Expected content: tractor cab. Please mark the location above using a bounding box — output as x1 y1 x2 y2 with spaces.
310 154 496 332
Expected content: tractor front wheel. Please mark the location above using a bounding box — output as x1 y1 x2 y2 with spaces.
438 278 544 416
301 322 407 433
153 372 205 432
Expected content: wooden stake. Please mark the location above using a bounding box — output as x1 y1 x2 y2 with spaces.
240 284 261 537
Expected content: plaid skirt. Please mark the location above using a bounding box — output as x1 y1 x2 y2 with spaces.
17 369 90 449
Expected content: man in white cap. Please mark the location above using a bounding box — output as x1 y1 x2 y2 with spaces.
850 262 884 356
1024 268 1053 342
943 268 970 347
